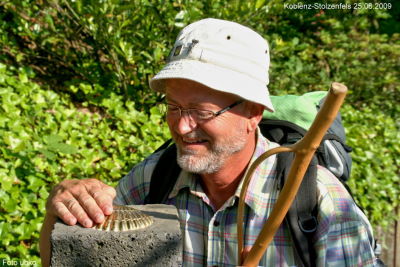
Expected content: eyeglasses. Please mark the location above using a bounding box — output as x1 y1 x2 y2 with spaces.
163 100 243 122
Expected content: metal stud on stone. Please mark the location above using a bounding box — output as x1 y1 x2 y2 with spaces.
92 205 153 232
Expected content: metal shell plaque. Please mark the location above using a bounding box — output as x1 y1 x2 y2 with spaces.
92 205 153 232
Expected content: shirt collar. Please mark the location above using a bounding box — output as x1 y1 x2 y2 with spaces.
167 169 199 199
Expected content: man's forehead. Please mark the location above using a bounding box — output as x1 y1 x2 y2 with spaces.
164 78 238 102
164 78 209 91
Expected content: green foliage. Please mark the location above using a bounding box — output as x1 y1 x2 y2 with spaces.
270 30 400 117
0 64 169 261
343 105 399 226
0 0 399 263
0 0 181 108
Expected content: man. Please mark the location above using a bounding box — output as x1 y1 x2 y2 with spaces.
40 18 376 266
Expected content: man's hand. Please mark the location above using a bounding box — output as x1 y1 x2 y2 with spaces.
46 178 116 227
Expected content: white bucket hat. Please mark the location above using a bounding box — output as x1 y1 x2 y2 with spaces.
149 18 274 112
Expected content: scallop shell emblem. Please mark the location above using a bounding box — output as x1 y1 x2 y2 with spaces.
92 205 153 231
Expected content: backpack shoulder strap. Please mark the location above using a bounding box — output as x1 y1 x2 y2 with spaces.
276 152 318 267
259 119 307 144
144 140 181 204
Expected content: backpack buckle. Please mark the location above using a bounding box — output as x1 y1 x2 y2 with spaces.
298 216 318 233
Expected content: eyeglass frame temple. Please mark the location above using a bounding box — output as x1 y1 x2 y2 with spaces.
214 100 244 117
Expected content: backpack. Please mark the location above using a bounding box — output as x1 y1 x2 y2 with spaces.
263 91 352 182
143 91 360 267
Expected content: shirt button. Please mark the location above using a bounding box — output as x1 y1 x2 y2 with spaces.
213 220 220 227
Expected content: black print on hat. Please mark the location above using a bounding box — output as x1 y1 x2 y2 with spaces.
173 45 182 57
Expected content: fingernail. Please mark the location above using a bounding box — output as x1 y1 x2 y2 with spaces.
67 218 77 225
83 219 92 228
95 213 104 223
105 206 113 215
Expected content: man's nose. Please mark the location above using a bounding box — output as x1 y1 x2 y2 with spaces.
175 111 198 135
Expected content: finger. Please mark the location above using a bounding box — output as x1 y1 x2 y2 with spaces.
102 183 117 199
90 184 116 216
75 192 105 224
101 184 116 213
53 201 77 225
64 197 93 228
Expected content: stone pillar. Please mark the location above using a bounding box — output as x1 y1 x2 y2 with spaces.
50 204 182 267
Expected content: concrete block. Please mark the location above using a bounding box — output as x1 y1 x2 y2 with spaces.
50 204 182 267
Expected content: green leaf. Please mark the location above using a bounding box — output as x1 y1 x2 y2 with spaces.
55 143 78 154
38 149 57 160
27 176 46 191
255 0 266 9
45 135 63 145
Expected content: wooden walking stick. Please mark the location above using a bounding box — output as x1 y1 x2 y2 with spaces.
237 82 348 266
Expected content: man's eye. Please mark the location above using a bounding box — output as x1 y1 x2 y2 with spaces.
195 110 213 119
167 105 180 112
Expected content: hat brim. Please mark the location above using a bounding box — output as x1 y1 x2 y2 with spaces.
149 59 274 112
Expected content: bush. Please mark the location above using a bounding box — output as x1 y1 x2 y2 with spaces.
0 64 169 261
343 105 399 226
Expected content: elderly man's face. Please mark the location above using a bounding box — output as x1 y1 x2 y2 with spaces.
165 79 250 174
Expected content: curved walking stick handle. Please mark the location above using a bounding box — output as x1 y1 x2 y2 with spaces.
238 82 348 266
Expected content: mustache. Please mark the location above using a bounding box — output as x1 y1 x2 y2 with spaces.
181 131 210 141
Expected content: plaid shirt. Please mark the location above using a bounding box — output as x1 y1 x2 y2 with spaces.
115 132 376 267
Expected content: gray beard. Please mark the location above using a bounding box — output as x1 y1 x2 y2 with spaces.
175 126 248 174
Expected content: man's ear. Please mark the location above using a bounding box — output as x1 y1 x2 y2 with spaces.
244 102 264 133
